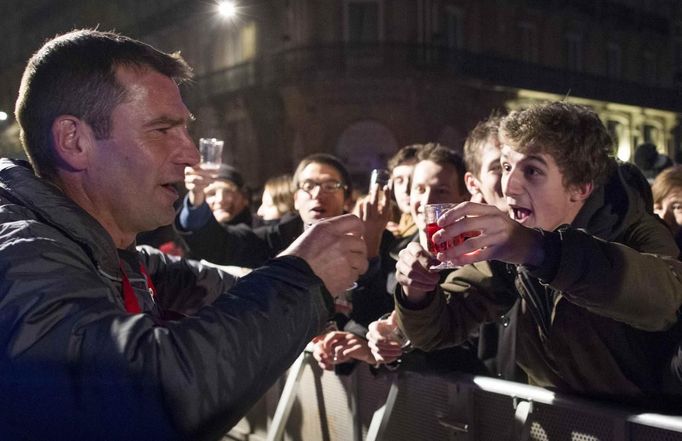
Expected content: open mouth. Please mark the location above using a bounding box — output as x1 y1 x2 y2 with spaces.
511 206 532 223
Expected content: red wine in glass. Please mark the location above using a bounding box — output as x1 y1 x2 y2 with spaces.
427 223 481 253
426 222 450 253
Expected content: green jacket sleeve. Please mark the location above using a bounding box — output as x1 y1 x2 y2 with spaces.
395 261 516 352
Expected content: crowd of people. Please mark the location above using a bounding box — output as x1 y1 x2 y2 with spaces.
2 28 682 440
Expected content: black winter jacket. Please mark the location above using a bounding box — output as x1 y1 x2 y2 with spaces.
0 159 332 440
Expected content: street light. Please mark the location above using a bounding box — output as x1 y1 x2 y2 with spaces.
0 112 7 122
217 1 237 19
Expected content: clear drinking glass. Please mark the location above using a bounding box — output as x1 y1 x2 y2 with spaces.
424 203 481 271
424 203 458 270
199 138 224 170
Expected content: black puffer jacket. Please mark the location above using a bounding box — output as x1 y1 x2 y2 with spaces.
0 159 332 440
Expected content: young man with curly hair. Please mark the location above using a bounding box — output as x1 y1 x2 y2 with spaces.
393 102 682 402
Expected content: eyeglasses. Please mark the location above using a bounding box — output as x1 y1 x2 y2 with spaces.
298 179 347 194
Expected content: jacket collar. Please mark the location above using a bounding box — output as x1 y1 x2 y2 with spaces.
571 160 650 242
0 158 120 275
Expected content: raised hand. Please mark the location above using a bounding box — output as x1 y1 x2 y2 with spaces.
183 166 217 206
281 214 368 296
432 201 545 267
354 184 393 258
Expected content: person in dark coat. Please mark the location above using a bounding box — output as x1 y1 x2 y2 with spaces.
1 29 368 440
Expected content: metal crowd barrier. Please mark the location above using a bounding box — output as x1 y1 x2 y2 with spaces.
226 349 682 441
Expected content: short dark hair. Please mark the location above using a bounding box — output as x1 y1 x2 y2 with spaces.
15 29 193 180
416 143 467 196
463 115 503 177
292 153 353 199
387 144 422 171
500 102 614 188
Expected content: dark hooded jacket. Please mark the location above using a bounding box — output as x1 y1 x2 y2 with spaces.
0 159 332 440
396 161 682 399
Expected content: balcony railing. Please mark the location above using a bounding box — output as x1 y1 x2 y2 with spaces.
190 43 682 112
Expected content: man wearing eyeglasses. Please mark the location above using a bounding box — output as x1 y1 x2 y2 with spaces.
176 153 352 268
178 153 392 367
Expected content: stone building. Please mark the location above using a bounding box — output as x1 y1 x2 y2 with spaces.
0 0 680 189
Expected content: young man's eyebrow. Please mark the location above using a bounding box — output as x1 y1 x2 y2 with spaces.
500 151 549 167
524 154 549 167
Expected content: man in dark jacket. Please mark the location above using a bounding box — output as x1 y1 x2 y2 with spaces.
394 102 682 402
177 153 351 267
1 29 368 440
182 163 253 227
179 153 396 368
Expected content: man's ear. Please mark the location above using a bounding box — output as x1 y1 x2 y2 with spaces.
51 115 93 171
464 171 480 197
570 181 594 202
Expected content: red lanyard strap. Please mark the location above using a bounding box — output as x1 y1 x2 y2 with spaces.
119 261 157 314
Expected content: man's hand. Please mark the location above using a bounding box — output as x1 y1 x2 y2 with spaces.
366 311 405 365
433 201 544 267
354 184 392 258
312 331 375 370
183 166 216 207
281 214 368 296
395 241 441 305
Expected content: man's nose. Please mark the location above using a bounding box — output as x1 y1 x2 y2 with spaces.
503 168 521 197
217 190 233 203
178 130 200 166
309 185 324 199
423 188 438 205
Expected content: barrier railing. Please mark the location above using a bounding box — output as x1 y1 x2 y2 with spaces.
227 349 682 441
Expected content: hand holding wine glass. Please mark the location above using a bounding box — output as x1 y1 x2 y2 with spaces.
424 203 480 270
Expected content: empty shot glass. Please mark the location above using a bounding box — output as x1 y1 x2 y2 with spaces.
199 138 224 170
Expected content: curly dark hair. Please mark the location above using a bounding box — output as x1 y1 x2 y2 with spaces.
500 102 615 188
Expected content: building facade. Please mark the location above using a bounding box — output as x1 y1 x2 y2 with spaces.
0 0 680 188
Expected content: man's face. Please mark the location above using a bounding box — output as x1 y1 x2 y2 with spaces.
654 189 682 233
205 179 248 223
88 66 198 244
257 188 281 221
391 161 415 215
475 141 507 212
294 162 347 224
410 160 467 230
501 144 585 231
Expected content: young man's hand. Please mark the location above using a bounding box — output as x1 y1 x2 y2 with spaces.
354 184 393 259
395 242 441 305
366 311 405 365
432 201 545 267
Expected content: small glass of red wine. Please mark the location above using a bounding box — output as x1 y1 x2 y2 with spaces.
424 203 479 270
